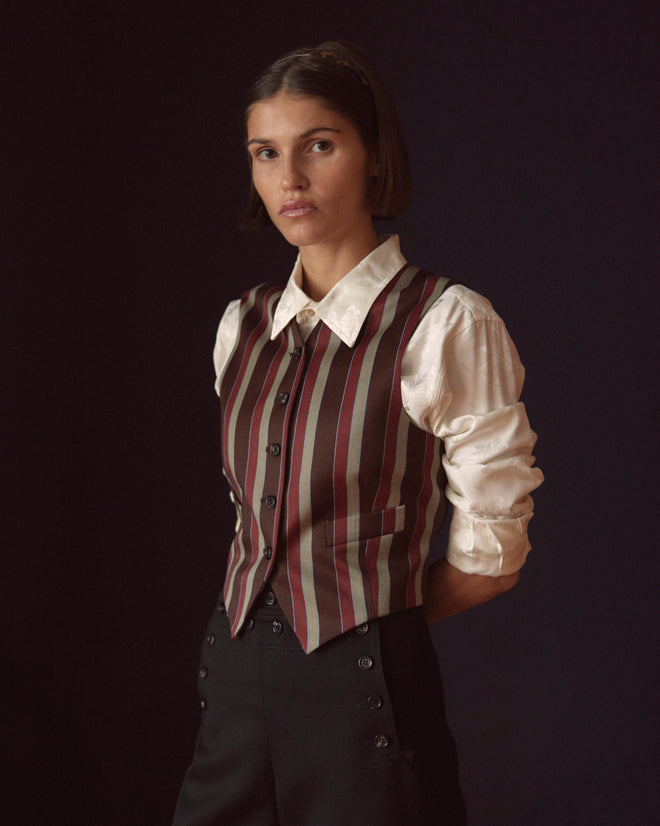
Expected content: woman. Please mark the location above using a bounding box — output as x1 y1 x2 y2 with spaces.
173 40 543 826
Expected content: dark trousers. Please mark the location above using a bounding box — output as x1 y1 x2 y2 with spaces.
173 590 466 826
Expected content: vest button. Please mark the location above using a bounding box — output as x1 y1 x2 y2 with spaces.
264 495 276 509
358 656 374 671
374 734 389 749
199 666 208 680
263 546 273 559
246 618 255 629
200 698 208 711
272 620 283 635
355 622 369 635
264 590 276 606
269 443 281 456
206 633 216 646
276 392 290 405
368 694 383 710
290 346 302 358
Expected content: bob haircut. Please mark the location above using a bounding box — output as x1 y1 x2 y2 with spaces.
240 40 411 229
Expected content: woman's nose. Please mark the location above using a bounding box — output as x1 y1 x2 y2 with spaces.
282 157 307 190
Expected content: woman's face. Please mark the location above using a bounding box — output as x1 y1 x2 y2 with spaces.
246 90 376 251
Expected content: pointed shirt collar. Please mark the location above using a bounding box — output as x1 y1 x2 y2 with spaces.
271 235 407 347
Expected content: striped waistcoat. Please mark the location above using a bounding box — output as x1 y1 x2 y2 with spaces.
219 265 452 653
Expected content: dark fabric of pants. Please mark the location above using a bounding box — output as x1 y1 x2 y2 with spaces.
173 589 466 826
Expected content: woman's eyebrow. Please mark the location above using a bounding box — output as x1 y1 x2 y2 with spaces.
246 126 342 146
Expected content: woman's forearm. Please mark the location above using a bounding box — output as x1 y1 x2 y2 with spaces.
423 558 520 623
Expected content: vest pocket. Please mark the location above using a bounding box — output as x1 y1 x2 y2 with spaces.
326 505 406 547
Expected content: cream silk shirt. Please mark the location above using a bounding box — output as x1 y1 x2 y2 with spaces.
213 236 544 577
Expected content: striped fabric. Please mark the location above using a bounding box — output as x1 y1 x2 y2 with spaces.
219 266 452 653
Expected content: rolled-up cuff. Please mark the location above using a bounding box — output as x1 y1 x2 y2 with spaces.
445 507 533 576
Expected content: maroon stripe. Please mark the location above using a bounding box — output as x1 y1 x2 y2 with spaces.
406 435 438 605
331 354 370 630
221 286 280 494
222 287 285 633
333 290 387 518
331 287 393 630
225 289 284 632
347 272 418 611
284 325 333 649
242 332 289 516
365 274 442 610
233 334 290 630
364 535 382 613
372 274 438 512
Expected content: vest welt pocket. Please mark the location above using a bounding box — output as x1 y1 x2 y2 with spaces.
325 505 406 547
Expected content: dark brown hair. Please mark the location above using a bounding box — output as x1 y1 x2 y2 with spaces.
240 40 411 229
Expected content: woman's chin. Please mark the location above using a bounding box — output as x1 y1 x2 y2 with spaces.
276 225 324 249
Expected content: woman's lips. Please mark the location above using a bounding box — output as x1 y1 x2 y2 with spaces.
279 200 318 217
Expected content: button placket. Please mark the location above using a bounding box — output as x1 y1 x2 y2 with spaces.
354 623 396 756
258 331 306 582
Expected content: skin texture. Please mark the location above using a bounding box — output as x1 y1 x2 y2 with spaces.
246 90 518 620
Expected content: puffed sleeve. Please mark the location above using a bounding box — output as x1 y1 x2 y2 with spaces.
401 285 544 575
213 299 241 396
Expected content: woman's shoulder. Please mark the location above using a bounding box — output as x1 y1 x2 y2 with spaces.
424 280 504 327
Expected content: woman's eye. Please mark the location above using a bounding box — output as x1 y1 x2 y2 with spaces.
255 147 277 160
311 140 331 153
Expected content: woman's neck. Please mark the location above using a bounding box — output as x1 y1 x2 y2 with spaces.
298 227 380 301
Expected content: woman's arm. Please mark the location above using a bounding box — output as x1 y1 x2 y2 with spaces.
402 286 543 595
423 558 519 622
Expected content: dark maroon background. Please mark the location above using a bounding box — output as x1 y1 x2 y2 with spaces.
5 1 658 823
